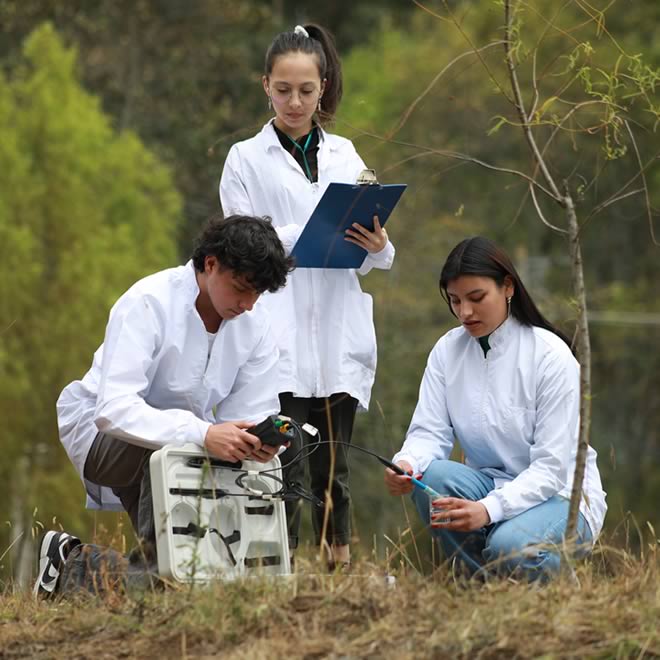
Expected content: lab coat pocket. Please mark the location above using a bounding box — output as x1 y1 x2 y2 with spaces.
343 292 377 370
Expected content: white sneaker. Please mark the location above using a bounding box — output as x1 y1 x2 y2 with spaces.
33 531 81 599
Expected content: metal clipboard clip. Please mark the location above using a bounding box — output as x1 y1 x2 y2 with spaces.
356 168 379 185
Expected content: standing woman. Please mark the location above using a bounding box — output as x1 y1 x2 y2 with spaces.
220 24 395 568
384 237 606 581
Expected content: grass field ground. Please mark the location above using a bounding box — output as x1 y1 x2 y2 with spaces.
1 540 658 659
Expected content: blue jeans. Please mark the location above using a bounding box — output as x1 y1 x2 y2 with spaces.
413 460 593 581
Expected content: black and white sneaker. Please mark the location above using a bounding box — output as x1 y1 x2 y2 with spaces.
33 531 81 599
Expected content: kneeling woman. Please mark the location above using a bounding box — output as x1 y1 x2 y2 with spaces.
385 237 606 581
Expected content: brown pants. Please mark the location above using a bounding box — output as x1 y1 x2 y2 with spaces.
83 433 155 545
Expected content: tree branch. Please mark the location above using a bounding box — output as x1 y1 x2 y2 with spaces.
584 149 660 219
526 0 577 120
539 100 615 159
504 0 563 203
504 182 533 230
587 188 644 219
387 41 506 139
625 120 659 246
413 0 514 104
528 0 577 51
529 49 540 120
521 0 582 46
380 153 468 178
339 119 561 200
529 183 568 234
574 0 629 57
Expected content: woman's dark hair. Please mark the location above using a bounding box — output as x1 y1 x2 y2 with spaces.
439 236 573 349
264 24 343 124
192 214 294 294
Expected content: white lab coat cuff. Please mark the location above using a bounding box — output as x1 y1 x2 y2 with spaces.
390 452 424 476
189 418 212 448
480 494 504 524
358 241 395 275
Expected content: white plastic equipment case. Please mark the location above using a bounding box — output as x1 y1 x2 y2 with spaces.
150 443 291 583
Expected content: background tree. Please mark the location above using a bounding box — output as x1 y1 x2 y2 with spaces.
498 0 658 537
0 23 180 585
0 0 276 243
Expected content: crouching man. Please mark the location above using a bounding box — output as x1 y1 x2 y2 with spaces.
35 214 294 597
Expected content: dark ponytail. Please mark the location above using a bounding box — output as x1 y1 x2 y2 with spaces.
264 24 343 124
439 237 573 350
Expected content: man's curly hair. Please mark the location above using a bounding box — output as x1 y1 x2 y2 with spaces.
191 214 294 293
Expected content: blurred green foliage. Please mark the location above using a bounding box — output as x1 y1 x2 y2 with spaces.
0 23 180 579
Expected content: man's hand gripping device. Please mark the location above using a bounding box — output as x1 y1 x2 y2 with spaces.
250 415 294 446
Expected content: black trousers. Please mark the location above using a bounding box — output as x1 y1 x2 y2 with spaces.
278 392 358 548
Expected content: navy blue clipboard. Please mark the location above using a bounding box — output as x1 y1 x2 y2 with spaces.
290 182 406 269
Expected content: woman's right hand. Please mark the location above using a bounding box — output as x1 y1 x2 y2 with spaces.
384 460 419 496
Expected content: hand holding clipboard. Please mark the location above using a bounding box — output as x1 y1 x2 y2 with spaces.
290 172 406 269
344 215 389 254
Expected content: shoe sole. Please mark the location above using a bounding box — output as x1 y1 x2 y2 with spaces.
32 531 64 599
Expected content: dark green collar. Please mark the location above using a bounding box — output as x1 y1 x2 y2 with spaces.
478 334 491 357
272 123 319 151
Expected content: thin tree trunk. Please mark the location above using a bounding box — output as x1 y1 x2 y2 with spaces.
502 0 592 543
565 193 592 541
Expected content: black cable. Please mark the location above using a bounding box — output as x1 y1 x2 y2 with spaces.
232 421 402 505
237 420 325 506
287 439 401 473
182 418 401 505
259 415 399 474
255 420 320 476
235 469 285 493
239 415 403 482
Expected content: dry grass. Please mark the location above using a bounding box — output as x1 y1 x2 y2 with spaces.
1 542 658 660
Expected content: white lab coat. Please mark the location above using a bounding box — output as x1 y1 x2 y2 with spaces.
57 261 280 510
393 317 607 538
219 120 395 410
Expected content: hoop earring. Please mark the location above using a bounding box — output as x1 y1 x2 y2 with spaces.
267 96 272 111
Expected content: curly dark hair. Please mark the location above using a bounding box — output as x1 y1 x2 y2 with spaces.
191 214 294 293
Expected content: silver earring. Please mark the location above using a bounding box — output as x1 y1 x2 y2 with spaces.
317 97 322 112
507 296 512 314
267 96 272 111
